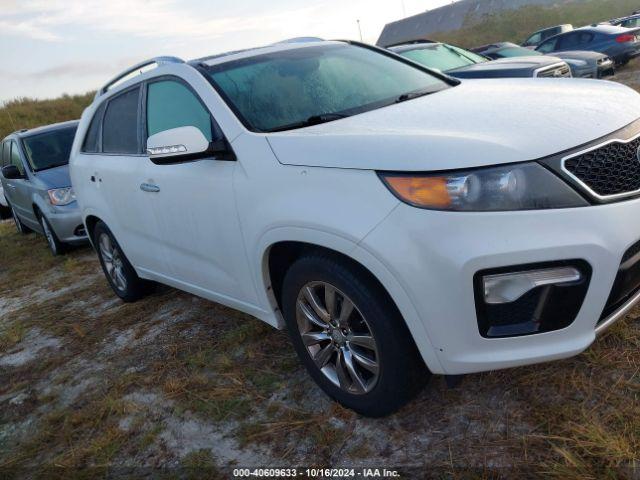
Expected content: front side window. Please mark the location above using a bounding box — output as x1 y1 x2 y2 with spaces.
205 43 449 132
10 141 25 175
147 80 213 141
537 37 558 53
524 32 542 46
102 87 140 154
23 126 77 171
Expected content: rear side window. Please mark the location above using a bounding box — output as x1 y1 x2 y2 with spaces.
103 88 140 154
82 103 106 153
10 141 25 175
146 80 213 141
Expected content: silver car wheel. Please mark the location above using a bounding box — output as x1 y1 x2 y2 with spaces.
11 206 24 234
41 217 57 255
98 233 127 292
296 281 380 395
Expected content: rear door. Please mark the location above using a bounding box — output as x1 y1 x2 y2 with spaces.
92 86 165 274
4 140 37 227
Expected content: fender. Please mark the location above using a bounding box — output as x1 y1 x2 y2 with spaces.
256 226 445 374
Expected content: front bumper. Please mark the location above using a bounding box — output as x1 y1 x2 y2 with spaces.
361 198 640 375
46 203 88 245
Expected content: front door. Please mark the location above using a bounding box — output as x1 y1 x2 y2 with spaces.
139 78 257 306
4 140 38 229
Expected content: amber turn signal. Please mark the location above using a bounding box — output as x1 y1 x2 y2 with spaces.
381 175 452 208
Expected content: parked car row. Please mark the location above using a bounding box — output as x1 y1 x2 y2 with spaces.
3 30 640 417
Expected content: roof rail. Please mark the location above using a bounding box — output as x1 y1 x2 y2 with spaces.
96 56 185 98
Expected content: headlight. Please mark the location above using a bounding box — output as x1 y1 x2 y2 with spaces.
379 163 588 211
48 187 76 206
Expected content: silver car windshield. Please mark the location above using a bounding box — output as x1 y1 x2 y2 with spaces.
22 126 77 172
204 43 451 132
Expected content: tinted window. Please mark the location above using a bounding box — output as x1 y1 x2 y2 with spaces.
82 103 105 153
206 44 449 132
537 37 558 53
496 47 542 58
103 88 140 154
524 32 542 46
147 80 213 141
10 142 25 175
23 126 77 171
559 32 593 49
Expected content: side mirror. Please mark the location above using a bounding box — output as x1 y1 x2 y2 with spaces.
146 126 235 164
1 165 24 180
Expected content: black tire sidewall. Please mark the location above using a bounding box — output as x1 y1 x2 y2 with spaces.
282 254 428 417
93 221 147 302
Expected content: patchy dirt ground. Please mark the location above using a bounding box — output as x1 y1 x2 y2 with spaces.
2 64 640 479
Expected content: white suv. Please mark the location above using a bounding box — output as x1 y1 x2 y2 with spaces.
71 40 640 416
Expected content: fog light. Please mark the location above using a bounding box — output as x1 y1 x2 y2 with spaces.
483 267 582 305
474 261 591 338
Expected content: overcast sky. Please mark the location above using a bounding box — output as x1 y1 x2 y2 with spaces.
0 0 455 103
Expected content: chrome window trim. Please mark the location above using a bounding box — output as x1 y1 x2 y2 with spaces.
561 130 640 201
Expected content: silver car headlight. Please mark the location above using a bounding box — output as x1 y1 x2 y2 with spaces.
48 187 76 206
380 162 589 211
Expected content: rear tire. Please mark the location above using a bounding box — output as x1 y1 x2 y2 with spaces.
10 205 31 234
40 214 65 256
281 252 429 417
94 221 150 302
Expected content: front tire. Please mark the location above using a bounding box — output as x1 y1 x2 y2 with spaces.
94 221 150 302
281 253 429 417
40 215 64 256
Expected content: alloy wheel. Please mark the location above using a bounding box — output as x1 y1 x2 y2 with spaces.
41 217 57 255
99 233 128 292
295 281 379 394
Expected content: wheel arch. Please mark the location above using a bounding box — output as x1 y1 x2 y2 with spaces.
259 230 445 374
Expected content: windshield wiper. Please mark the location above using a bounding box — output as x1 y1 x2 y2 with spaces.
267 113 351 132
395 89 436 104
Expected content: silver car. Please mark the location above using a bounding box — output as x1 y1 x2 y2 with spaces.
0 120 88 255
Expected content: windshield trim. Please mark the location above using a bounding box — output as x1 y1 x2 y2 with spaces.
195 40 458 133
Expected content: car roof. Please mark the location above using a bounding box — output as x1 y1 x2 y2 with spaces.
193 39 341 68
388 42 442 53
574 24 632 34
8 120 79 140
533 24 572 34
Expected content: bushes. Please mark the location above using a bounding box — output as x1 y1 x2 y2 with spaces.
0 93 94 140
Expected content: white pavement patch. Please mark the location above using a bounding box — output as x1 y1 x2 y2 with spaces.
0 328 61 367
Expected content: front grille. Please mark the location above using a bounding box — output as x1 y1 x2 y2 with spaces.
537 64 571 78
564 136 640 197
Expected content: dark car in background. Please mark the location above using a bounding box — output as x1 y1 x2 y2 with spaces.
609 14 640 29
389 41 571 79
522 24 573 48
473 42 615 78
536 25 640 65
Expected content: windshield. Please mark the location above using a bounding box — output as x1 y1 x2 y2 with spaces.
22 126 77 171
204 43 450 132
495 46 542 58
399 44 487 72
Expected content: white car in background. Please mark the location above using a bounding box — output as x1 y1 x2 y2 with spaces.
71 39 640 416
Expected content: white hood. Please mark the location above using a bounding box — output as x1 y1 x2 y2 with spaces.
266 78 640 171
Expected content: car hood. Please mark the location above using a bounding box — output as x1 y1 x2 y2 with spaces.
448 55 563 74
33 164 71 188
265 79 640 172
551 50 608 61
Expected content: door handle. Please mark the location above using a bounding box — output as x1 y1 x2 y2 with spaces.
140 183 160 193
